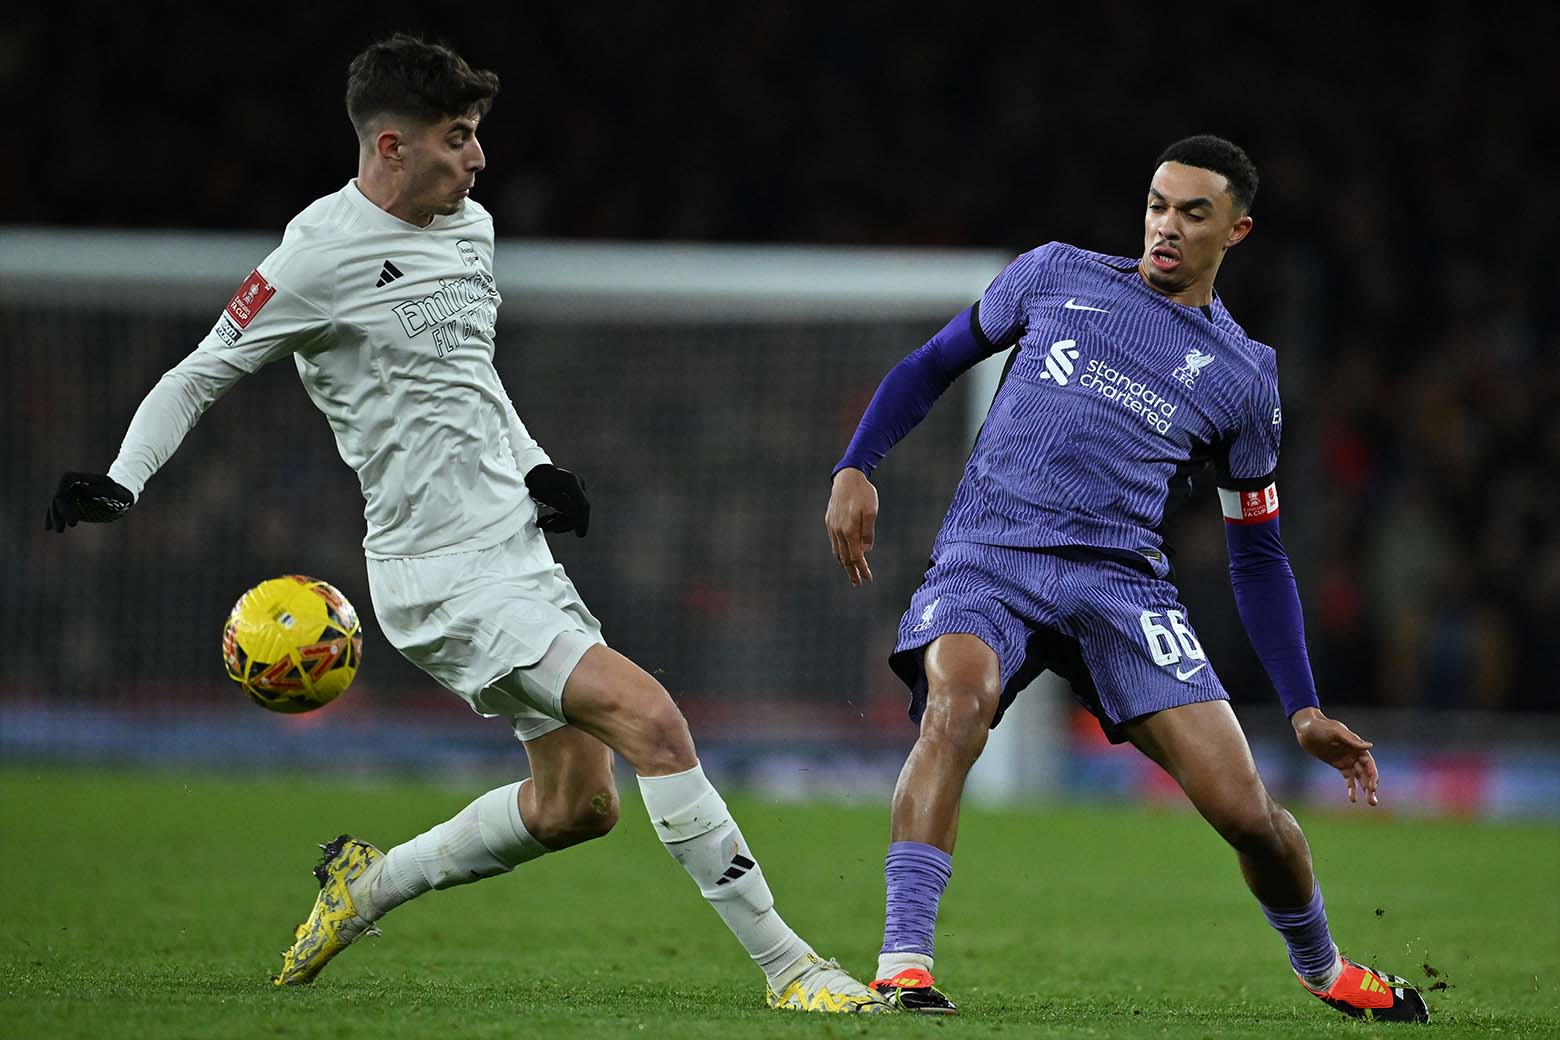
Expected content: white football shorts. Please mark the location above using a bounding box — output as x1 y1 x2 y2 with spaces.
365 524 605 741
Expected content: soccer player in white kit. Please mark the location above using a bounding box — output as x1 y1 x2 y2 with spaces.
44 34 885 1014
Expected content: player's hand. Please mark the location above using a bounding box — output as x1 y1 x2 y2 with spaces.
45 472 134 532
826 467 878 587
525 464 590 538
1291 707 1379 806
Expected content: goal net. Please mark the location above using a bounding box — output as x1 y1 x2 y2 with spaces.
1 230 1058 793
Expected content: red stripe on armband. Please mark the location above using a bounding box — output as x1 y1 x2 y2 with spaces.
1219 484 1280 525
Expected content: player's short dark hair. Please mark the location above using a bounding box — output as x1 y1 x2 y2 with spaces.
345 34 499 137
1156 135 1258 213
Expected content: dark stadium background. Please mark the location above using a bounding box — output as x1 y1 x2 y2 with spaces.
2 5 1556 813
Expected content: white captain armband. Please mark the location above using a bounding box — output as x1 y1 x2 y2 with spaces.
1218 482 1280 525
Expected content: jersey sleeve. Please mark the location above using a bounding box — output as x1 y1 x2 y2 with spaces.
195 233 334 372
1215 350 1283 521
107 349 248 499
973 244 1057 349
500 393 552 476
832 305 1000 478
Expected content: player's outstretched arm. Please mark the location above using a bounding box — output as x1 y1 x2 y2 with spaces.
47 349 247 533
826 467 878 587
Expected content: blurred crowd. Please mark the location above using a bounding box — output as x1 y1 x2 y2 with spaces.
4 4 1555 713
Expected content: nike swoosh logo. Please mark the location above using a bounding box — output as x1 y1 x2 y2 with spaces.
1064 297 1110 313
1175 663 1207 681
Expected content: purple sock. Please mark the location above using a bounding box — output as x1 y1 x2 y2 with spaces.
1261 883 1337 980
880 840 954 956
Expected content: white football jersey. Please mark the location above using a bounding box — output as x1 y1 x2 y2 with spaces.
195 181 550 559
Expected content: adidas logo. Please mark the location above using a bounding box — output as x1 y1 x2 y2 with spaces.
714 852 756 886
1360 974 1390 994
375 260 404 287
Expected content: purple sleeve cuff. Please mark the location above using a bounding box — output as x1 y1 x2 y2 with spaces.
833 305 996 478
1225 515 1320 718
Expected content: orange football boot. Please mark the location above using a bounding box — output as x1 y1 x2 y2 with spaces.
1302 955 1430 1022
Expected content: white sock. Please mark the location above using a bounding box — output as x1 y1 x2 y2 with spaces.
876 951 933 983
351 780 549 921
1301 946 1344 990
637 763 811 988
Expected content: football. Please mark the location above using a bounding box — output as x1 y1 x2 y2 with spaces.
222 575 363 713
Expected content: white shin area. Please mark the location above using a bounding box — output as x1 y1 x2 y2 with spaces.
352 780 548 922
637 763 810 987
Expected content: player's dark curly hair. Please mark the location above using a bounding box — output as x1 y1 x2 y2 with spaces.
1156 135 1258 213
345 34 499 136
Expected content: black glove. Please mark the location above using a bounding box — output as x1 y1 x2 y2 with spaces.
524 464 590 538
46 472 135 532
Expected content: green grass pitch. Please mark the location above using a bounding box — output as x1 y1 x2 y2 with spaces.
2 766 1556 1038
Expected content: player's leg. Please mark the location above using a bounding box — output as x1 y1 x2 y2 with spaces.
559 641 885 1013
1062 561 1328 954
872 632 1003 1013
1125 700 1312 905
891 633 1004 852
869 544 1056 1013
1055 555 1426 1021
273 656 616 987
1124 700 1427 1021
349 724 618 925
516 726 620 848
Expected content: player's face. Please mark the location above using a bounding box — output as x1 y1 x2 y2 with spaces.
401 113 486 217
1140 162 1252 303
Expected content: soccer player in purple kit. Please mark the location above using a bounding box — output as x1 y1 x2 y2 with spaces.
824 135 1430 1022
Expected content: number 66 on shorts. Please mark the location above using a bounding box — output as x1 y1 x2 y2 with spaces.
1139 609 1205 666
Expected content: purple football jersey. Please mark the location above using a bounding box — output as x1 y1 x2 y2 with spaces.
939 242 1283 569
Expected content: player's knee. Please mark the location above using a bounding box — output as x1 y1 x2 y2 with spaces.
1209 795 1283 855
640 704 696 774
626 687 697 775
578 672 696 775
920 683 999 757
534 785 620 848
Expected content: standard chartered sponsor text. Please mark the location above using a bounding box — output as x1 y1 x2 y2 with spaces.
1078 359 1177 434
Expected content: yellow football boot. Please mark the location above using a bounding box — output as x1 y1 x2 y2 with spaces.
273 834 383 986
764 953 893 1014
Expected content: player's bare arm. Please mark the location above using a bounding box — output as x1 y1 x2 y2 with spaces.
826 467 877 586
1291 707 1379 806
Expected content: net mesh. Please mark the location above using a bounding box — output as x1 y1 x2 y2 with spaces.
2 299 974 746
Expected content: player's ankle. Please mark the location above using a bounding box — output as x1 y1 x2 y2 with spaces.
876 951 934 982
1299 947 1343 990
348 856 414 922
766 944 818 989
